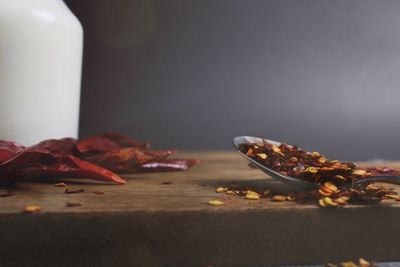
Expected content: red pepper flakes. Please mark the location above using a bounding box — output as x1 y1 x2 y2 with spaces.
0 191 15 197
54 182 67 187
93 191 105 195
23 205 41 213
238 139 400 207
66 202 82 207
64 188 85 194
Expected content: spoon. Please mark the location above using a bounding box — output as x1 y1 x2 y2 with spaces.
233 136 400 189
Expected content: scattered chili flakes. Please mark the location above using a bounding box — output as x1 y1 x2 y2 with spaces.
216 187 227 193
326 257 374 267
64 188 85 194
54 182 67 187
215 181 399 208
23 205 42 213
0 191 15 197
208 200 224 206
272 195 286 202
66 202 82 207
93 191 105 195
245 193 260 200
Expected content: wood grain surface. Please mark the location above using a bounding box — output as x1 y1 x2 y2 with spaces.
0 151 400 267
1 151 399 214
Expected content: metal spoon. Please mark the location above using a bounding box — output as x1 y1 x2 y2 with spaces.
233 136 400 189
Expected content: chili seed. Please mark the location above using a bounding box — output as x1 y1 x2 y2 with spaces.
311 151 320 157
322 197 338 207
385 194 400 200
246 190 259 196
216 187 227 193
319 199 327 207
323 181 338 192
333 175 347 182
208 200 223 206
246 194 260 200
272 195 286 202
304 167 319 174
23 205 42 213
333 197 348 205
318 188 332 197
256 153 268 160
359 258 371 267
54 182 67 187
340 261 358 267
352 169 367 176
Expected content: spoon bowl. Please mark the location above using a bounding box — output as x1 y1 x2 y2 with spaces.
233 136 400 189
233 136 316 190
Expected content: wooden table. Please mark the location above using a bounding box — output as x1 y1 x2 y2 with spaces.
0 152 399 267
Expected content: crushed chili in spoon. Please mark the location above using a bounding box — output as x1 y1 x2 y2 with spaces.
237 139 399 207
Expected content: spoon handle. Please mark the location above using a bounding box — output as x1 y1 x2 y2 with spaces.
354 176 400 186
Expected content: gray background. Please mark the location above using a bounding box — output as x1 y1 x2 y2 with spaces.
65 0 400 160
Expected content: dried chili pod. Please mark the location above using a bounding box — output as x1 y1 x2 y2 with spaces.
0 147 55 172
136 159 199 172
0 143 125 184
1 138 77 173
102 131 149 149
76 136 120 156
0 140 25 164
34 138 77 156
82 147 173 172
44 156 126 184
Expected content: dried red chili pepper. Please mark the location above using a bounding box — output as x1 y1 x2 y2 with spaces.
102 131 149 149
0 142 126 184
82 147 174 172
0 140 25 164
46 156 126 184
76 132 149 156
75 133 176 171
76 136 120 156
34 138 77 156
0 132 198 184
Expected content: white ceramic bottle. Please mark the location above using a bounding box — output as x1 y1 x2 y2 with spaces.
0 0 83 145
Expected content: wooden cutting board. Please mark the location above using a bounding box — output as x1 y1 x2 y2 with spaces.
0 151 399 267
